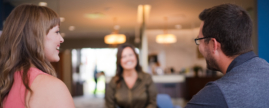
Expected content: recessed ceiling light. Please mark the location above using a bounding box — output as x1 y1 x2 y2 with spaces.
175 25 182 29
84 13 105 19
69 26 75 31
39 2 47 6
60 33 65 37
114 25 120 30
60 17 65 22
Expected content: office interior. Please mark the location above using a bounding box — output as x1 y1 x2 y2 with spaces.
0 0 268 108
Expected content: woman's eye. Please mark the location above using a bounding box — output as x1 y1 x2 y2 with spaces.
56 31 60 34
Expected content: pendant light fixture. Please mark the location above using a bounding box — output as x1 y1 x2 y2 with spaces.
156 17 177 44
104 18 126 45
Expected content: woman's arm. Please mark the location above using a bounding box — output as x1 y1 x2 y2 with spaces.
105 80 117 108
146 75 157 108
27 74 75 108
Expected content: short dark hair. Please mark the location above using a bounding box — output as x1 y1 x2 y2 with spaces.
199 3 253 57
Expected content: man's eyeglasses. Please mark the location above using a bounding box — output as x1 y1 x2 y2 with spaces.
194 37 212 45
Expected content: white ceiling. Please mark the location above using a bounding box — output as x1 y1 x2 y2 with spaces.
5 0 256 39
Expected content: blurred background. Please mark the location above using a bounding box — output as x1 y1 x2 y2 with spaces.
1 0 268 108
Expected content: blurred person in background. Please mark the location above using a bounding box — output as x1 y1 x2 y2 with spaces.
93 65 105 95
0 4 75 108
105 43 157 108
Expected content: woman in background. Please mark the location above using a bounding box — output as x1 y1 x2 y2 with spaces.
105 43 157 108
0 4 75 108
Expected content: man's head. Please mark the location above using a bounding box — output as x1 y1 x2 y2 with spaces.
197 4 253 71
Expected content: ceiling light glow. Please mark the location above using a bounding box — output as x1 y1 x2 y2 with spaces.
60 17 65 22
39 2 47 6
69 26 75 31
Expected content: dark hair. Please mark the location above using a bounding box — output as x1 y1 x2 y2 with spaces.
199 3 253 57
115 43 142 87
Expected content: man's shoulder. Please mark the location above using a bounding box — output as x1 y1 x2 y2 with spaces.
225 57 269 76
241 57 269 68
227 57 269 76
185 82 228 108
203 82 223 94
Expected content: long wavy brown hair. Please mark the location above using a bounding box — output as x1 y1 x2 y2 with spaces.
115 43 142 87
0 4 60 107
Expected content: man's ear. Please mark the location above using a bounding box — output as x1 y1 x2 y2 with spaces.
211 38 221 53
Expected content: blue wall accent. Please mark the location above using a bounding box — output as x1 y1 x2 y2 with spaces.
258 0 269 62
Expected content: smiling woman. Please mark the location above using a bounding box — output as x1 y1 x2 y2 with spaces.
0 4 74 108
105 43 157 108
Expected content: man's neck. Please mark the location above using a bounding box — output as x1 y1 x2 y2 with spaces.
217 54 238 74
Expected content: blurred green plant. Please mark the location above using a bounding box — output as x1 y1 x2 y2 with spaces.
193 65 203 77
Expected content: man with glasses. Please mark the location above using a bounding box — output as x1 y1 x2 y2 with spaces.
186 4 269 108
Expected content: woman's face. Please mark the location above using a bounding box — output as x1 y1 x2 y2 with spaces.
44 25 64 62
120 47 137 71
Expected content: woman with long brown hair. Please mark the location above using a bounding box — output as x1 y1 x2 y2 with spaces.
105 43 157 108
0 4 75 108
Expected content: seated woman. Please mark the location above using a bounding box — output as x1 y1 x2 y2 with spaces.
0 4 75 108
105 44 157 108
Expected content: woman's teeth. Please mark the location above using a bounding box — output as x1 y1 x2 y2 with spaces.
56 47 60 50
127 61 133 65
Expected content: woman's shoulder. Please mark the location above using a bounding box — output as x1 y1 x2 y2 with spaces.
31 74 67 94
30 70 68 95
28 68 48 83
32 73 62 86
108 76 118 87
138 72 154 84
28 67 47 74
28 69 75 108
139 72 152 78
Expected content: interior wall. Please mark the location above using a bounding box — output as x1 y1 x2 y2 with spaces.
62 50 72 92
247 1 258 54
61 36 139 50
146 28 207 72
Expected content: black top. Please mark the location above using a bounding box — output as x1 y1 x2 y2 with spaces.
185 51 257 108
